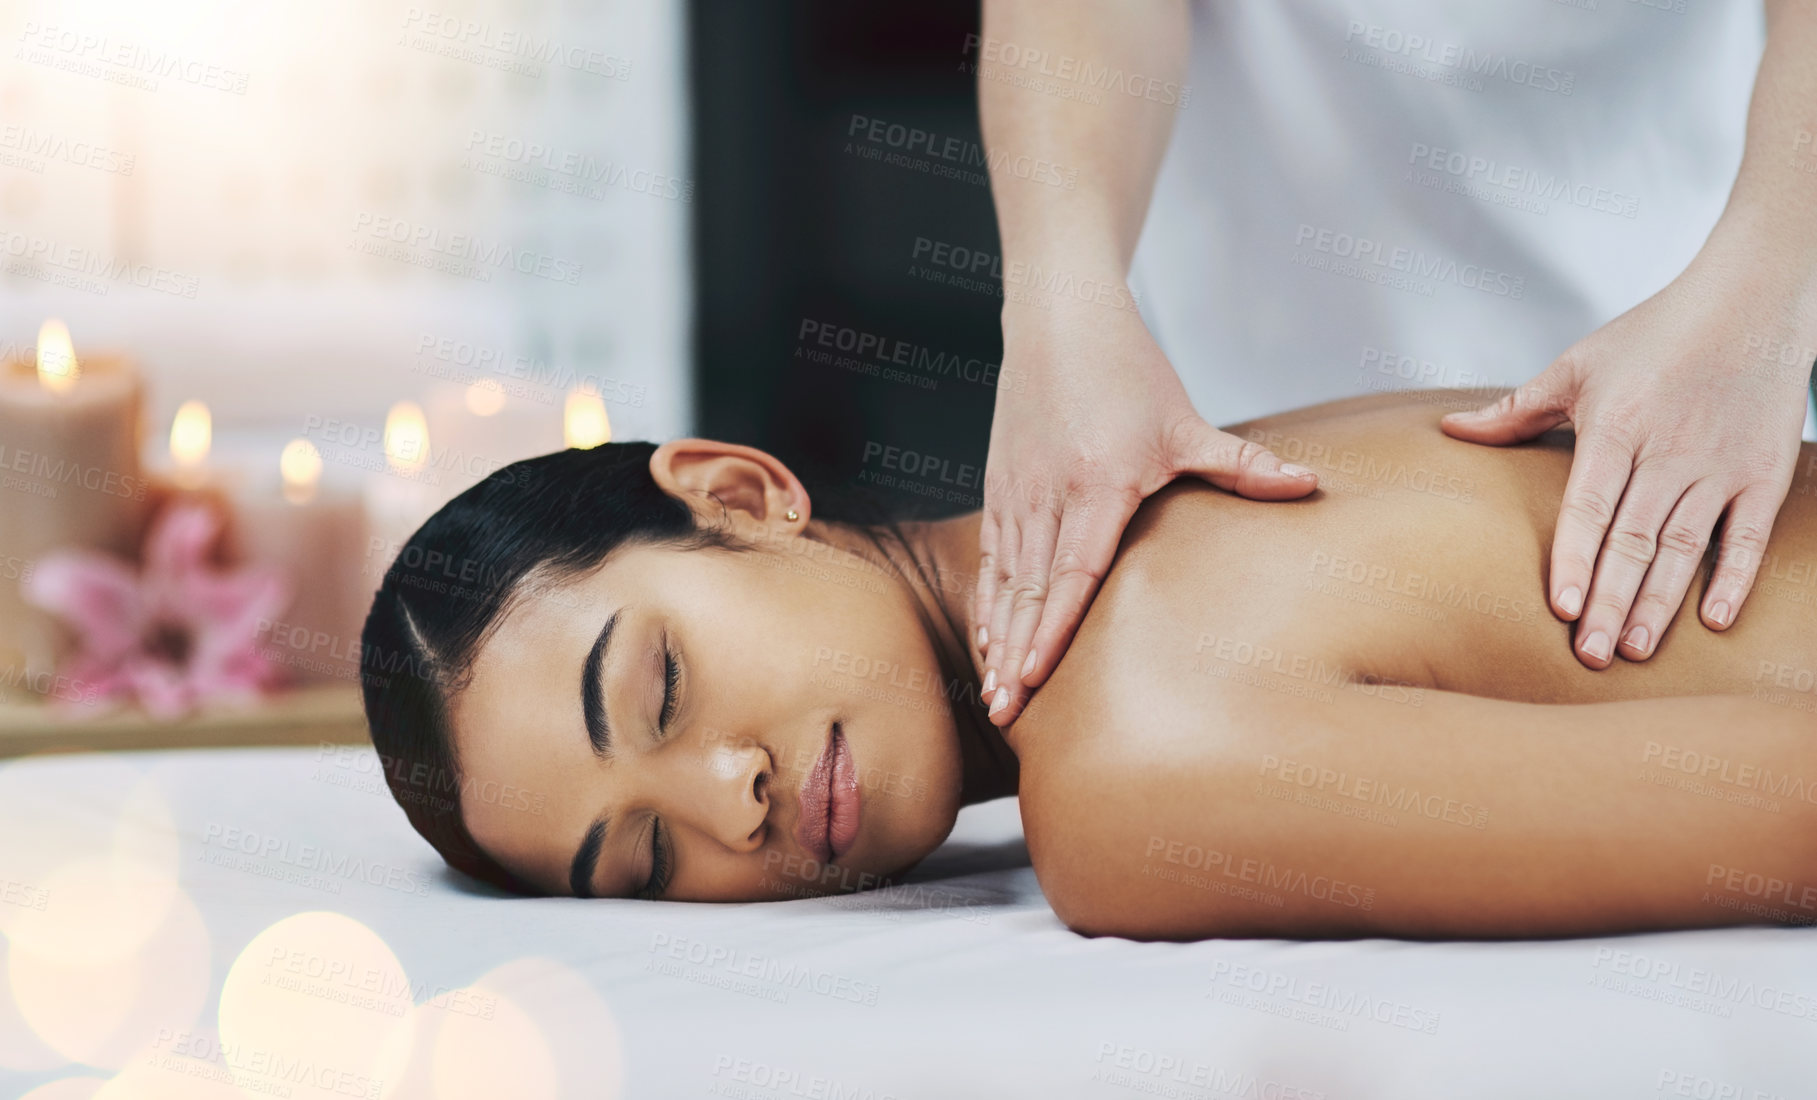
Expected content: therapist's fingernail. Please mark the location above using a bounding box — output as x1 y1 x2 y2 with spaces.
1020 648 1038 681
1622 625 1649 654
1281 463 1313 479
989 688 1008 716
983 668 997 695
1708 600 1731 627
977 625 988 650
1581 630 1612 662
1558 586 1583 617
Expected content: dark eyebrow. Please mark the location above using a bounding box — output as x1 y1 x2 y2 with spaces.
582 608 621 758
569 818 607 899
574 603 632 898
573 607 623 899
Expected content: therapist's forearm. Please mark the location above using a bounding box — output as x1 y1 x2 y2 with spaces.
1706 0 1817 311
977 0 1189 322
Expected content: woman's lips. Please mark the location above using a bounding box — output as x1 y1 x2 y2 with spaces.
828 725 860 859
796 723 861 863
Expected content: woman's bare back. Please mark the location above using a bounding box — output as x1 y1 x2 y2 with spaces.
1009 390 1817 940
1038 389 1817 717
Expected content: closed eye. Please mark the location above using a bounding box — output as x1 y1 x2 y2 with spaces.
638 817 672 900
637 636 681 900
658 637 682 733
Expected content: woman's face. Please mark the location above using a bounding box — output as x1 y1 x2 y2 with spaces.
447 535 968 902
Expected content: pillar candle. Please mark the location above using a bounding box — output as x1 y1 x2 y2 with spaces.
424 379 562 507
0 325 148 698
144 399 237 530
229 439 372 687
363 400 441 570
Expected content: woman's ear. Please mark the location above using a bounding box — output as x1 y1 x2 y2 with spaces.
649 438 810 534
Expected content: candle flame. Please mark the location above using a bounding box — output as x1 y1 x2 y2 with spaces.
465 378 506 417
280 438 323 503
564 390 610 449
35 319 80 393
169 401 212 469
384 401 430 475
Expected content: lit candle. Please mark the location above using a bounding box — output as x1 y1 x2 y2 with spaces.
230 438 371 687
0 321 147 698
145 398 240 528
466 377 507 417
362 401 443 570
423 379 562 506
384 400 430 478
168 400 212 490
564 389 612 449
281 438 323 504
35 319 79 394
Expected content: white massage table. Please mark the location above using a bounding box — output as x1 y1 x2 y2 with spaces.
0 746 1813 1099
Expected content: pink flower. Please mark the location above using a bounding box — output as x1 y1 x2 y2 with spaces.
23 503 292 719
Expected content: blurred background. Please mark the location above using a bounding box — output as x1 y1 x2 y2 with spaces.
0 6 1007 1093
14 0 1802 728
0 0 1000 727
0 0 999 508
691 0 999 511
0 0 693 445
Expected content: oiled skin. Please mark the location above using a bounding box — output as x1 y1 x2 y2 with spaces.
1059 391 1817 709
1010 390 1817 939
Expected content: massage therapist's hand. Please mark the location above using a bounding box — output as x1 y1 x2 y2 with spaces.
1441 234 1815 670
976 302 1320 724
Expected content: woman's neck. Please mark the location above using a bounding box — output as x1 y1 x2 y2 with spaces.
805 510 1020 806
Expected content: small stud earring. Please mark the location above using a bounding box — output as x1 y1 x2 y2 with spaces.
785 509 800 522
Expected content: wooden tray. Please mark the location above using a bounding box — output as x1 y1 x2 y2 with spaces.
0 683 369 757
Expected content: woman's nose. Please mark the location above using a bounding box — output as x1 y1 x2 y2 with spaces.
686 739 771 852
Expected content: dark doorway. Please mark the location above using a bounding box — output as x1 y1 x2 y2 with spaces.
688 0 1002 518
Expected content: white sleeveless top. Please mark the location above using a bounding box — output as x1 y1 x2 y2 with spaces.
1127 0 1769 425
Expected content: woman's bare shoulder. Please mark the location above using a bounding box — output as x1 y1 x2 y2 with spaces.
1005 479 1275 935
1009 489 1191 743
1220 387 1510 438
1005 389 1505 758
1006 479 1261 759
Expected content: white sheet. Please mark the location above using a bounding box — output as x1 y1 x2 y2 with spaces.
1 746 1813 1099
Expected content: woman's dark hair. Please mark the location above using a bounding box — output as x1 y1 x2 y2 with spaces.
359 441 972 894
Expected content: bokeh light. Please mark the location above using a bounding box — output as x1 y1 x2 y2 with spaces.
562 390 610 448
18 1076 107 1099
0 936 65 1073
430 989 556 1100
464 378 506 417
34 319 79 393
279 438 325 503
9 885 208 1069
0 768 206 1071
218 911 417 1100
383 401 431 475
91 1046 245 1100
168 401 213 470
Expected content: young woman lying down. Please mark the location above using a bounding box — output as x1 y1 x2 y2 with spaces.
359 389 1817 941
